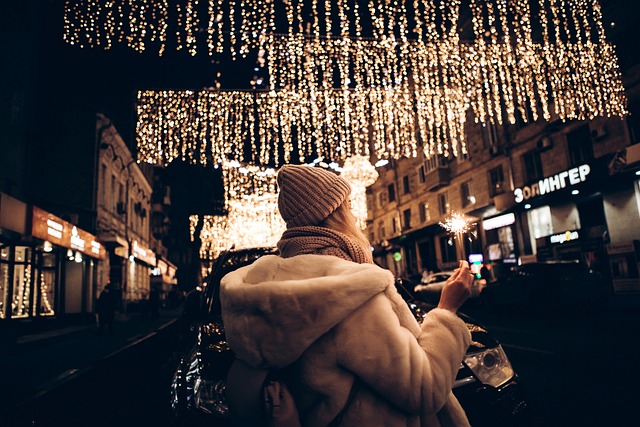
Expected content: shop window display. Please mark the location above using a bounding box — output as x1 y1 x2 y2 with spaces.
0 246 9 319
528 206 553 239
11 247 33 319
35 252 57 316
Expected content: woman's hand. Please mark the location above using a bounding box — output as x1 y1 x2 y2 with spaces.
438 260 473 313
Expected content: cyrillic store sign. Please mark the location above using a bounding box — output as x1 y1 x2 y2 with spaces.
31 206 106 259
514 164 590 203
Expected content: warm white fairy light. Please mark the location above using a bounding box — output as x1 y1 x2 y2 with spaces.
73 1 626 132
39 272 55 316
341 155 378 230
137 87 434 166
439 211 477 240
11 265 32 318
190 161 285 263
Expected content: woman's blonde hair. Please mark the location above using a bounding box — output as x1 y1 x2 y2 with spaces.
321 201 373 263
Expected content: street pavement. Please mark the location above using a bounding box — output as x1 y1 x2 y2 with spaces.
0 306 183 422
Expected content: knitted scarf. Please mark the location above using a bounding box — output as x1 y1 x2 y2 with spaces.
277 226 371 264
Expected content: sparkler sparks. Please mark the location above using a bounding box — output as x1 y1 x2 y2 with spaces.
439 211 477 241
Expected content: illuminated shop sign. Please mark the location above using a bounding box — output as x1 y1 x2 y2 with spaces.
483 213 516 231
468 254 484 263
46 219 63 239
514 164 590 203
132 240 157 266
31 206 106 259
549 230 579 244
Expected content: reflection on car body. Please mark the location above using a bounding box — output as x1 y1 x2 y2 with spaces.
414 271 485 304
170 248 530 427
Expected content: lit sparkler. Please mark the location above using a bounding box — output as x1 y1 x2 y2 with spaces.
439 211 477 260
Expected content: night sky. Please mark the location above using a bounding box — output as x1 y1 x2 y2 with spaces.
35 0 258 151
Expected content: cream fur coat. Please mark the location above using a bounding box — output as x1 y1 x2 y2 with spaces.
221 254 472 427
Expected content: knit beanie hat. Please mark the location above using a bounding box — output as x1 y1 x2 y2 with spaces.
277 165 352 228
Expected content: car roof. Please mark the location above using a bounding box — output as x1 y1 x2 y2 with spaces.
203 247 278 317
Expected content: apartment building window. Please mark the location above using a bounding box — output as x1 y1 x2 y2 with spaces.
439 236 457 264
567 124 594 166
456 145 470 162
378 222 386 240
425 155 445 172
392 217 400 234
461 181 472 207
402 175 410 194
438 192 449 215
111 176 117 213
101 164 108 208
522 150 543 182
418 165 426 184
486 122 500 147
489 166 505 196
419 202 430 223
388 184 396 202
403 208 412 230
378 191 388 208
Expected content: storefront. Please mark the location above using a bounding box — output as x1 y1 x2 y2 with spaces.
1 202 106 321
30 206 106 318
151 257 177 297
114 239 156 303
505 156 640 292
0 193 29 320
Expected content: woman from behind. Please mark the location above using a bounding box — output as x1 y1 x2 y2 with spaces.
221 164 474 426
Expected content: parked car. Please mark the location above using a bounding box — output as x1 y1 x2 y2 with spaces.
413 271 455 301
480 261 611 312
170 248 530 427
414 271 485 304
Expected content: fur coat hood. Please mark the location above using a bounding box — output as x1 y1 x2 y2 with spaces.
221 254 472 427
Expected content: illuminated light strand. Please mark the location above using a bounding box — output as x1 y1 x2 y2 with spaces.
341 156 378 230
116 1 630 163
40 272 55 316
138 86 451 166
189 161 285 263
11 264 32 318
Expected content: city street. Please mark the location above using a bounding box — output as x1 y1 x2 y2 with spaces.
4 298 638 427
462 301 640 426
2 1 640 426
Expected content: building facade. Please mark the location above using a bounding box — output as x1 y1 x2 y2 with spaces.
96 114 173 309
367 66 640 294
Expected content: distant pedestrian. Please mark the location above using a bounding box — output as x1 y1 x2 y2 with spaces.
96 282 117 335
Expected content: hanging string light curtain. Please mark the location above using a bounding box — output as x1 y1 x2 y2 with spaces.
340 155 379 230
137 87 427 166
76 1 627 161
189 161 285 263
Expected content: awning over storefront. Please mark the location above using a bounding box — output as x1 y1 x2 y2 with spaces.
31 206 106 259
0 193 28 239
153 257 178 285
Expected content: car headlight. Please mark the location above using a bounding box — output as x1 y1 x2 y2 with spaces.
194 378 229 416
463 345 514 388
